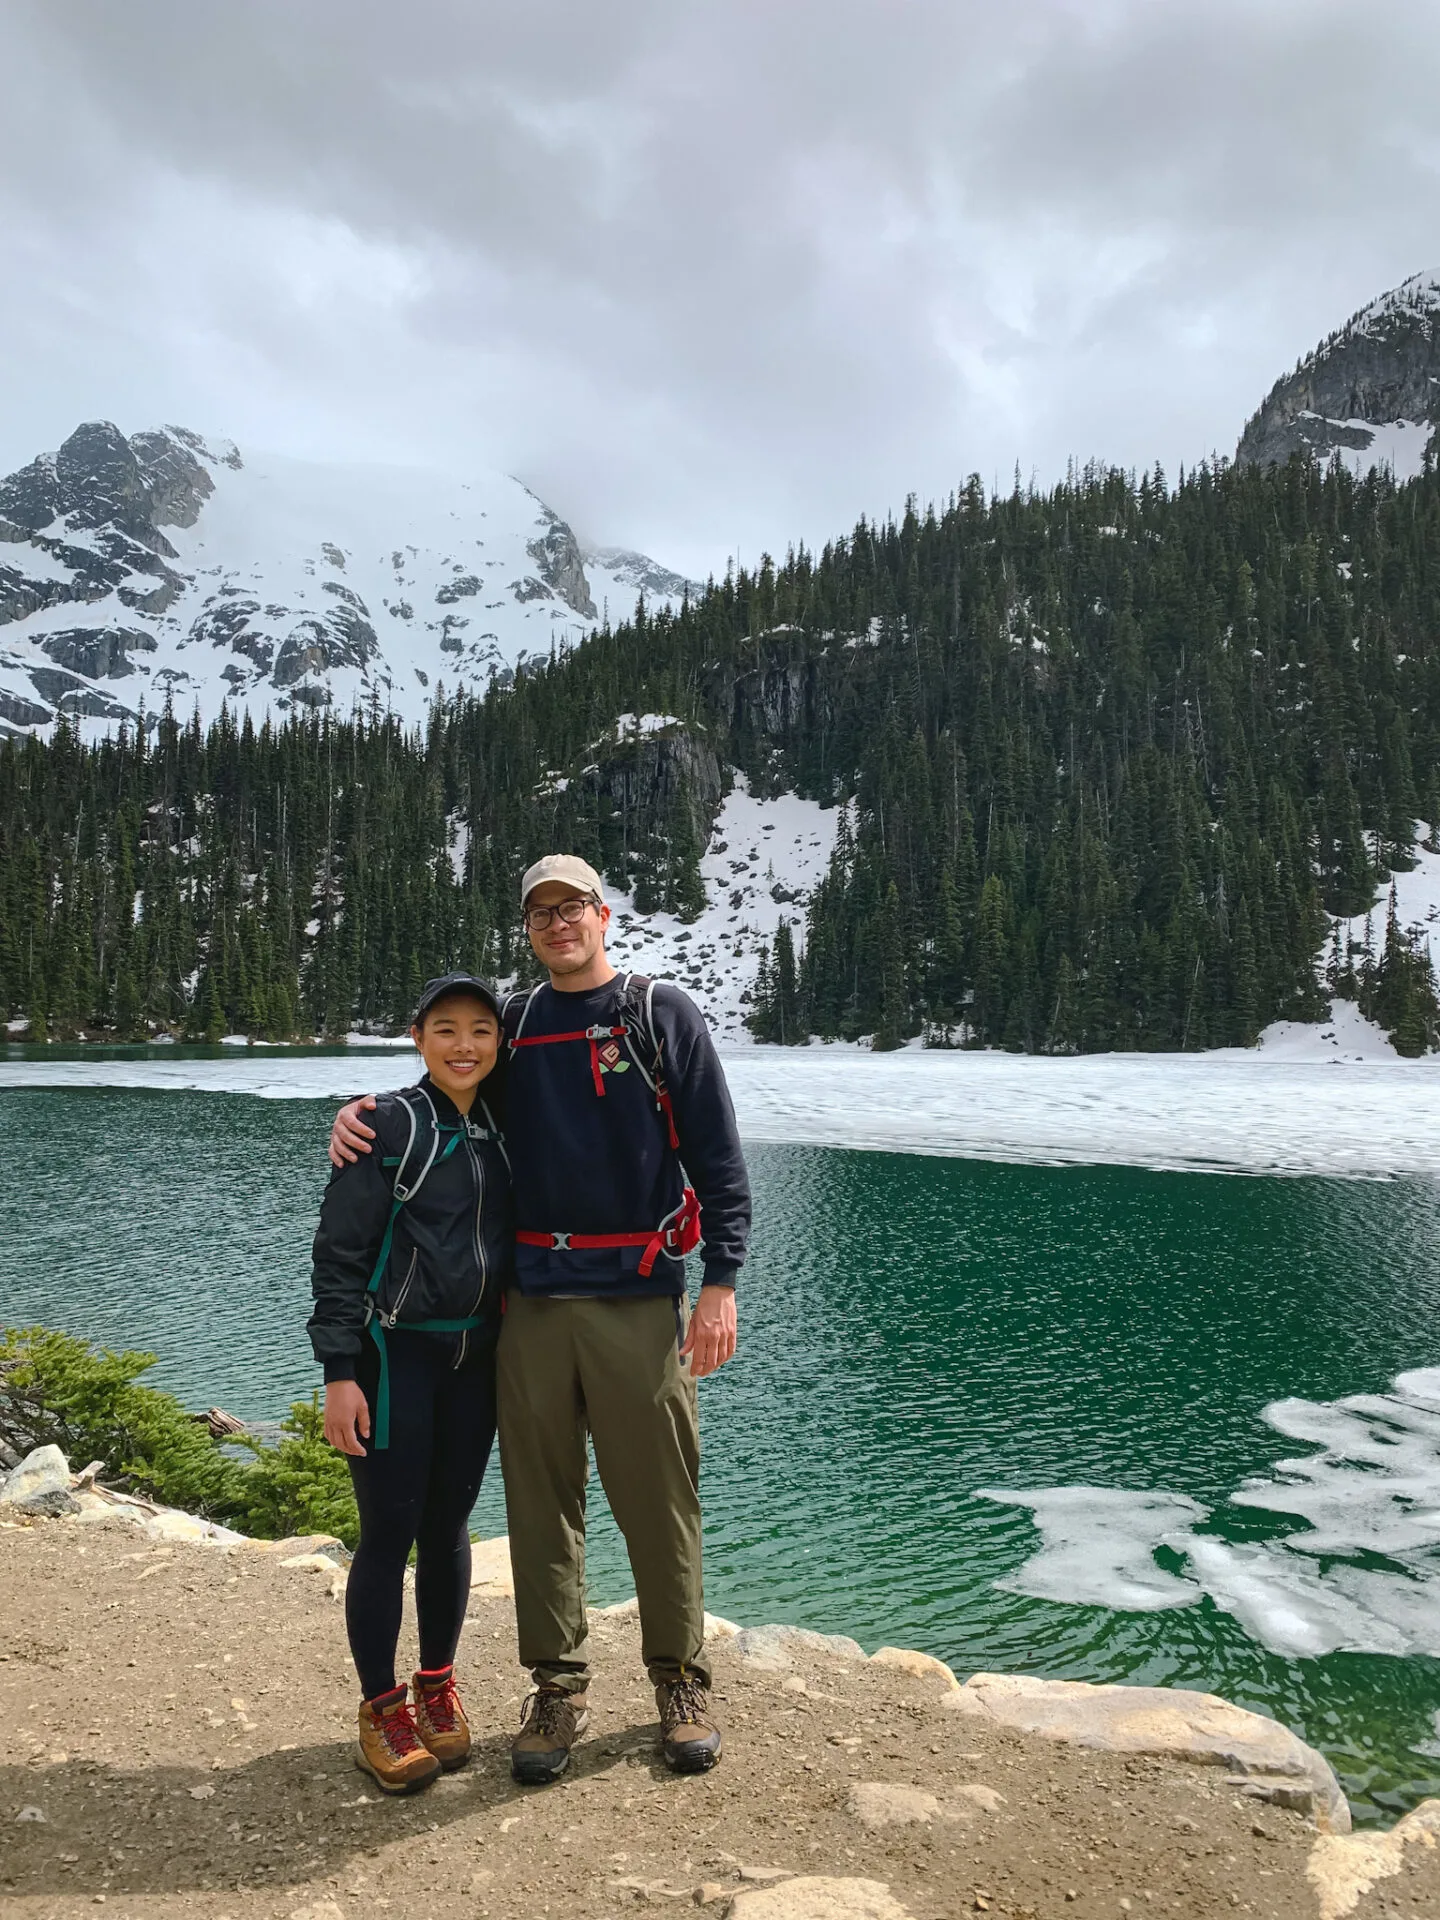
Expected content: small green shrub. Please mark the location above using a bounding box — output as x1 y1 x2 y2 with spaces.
233 1397 360 1548
0 1326 358 1546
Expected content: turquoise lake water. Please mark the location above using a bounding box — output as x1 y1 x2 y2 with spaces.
4 1056 1440 1823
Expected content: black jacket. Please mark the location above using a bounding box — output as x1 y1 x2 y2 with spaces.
505 976 751 1299
308 1076 512 1381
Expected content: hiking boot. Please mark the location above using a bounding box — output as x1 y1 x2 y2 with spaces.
510 1684 590 1784
356 1685 442 1794
412 1665 471 1770
655 1674 722 1773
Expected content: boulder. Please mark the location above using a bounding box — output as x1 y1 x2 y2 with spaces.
869 1646 960 1690
953 1784 1005 1813
729 1878 912 1920
0 1445 80 1518
1307 1797 1440 1920
948 1673 1349 1832
253 1533 347 1559
847 1783 940 1829
469 1534 514 1596
731 1625 867 1672
142 1508 248 1547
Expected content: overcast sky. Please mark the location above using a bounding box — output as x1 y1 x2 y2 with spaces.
3 1 1438 577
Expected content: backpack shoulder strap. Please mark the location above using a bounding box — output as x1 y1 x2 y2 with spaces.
503 982 545 1047
618 973 661 1085
388 1087 438 1201
618 974 681 1150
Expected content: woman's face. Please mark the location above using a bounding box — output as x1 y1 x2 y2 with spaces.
410 994 500 1107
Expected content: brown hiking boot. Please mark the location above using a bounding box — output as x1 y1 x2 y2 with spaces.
655 1673 722 1773
510 1684 590 1784
412 1665 471 1770
356 1685 442 1794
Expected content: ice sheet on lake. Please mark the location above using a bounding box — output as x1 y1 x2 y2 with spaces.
979 1367 1440 1660
976 1487 1207 1611
7 1044 1440 1180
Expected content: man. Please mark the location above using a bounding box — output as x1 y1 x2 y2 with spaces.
329 854 750 1782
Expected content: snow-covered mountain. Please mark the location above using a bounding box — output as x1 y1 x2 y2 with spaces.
1237 270 1440 478
0 422 700 736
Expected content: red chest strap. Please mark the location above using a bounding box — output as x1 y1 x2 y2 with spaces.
511 1023 627 1097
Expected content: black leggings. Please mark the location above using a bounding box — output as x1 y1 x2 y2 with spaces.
346 1326 497 1700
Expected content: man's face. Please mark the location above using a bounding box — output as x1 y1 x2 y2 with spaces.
525 881 610 977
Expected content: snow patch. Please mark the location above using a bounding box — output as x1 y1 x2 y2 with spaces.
1313 417 1437 484
603 773 841 1041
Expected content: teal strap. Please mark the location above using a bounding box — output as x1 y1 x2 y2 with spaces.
367 1313 485 1450
364 1122 473 1451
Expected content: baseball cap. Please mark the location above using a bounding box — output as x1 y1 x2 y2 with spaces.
412 972 502 1025
520 854 606 907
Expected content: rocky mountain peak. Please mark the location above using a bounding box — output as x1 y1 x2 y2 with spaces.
0 425 695 736
1237 269 1440 475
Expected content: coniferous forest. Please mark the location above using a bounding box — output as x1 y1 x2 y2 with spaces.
4 454 1440 1053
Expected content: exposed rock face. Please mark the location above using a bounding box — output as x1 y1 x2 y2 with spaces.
40 627 157 680
1238 270 1440 472
0 420 213 549
585 544 703 604
526 505 597 618
580 726 723 845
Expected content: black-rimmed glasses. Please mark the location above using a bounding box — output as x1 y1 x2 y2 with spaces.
522 896 597 932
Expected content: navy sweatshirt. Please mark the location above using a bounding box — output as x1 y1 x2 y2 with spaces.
505 976 750 1298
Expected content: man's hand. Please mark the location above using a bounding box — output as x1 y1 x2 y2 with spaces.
329 1096 379 1167
323 1380 371 1456
680 1284 737 1379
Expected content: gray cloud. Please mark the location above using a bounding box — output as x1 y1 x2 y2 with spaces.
2 0 1439 575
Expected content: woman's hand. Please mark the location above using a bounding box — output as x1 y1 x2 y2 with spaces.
329 1096 379 1167
324 1380 371 1456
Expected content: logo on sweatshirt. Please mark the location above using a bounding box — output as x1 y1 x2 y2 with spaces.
598 1040 628 1074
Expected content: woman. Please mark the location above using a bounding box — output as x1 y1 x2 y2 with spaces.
308 972 511 1793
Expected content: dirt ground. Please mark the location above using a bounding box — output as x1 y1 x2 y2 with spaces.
2 1516 1436 1920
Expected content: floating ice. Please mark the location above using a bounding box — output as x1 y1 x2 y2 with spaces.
975 1487 1207 1612
982 1363 1440 1660
1231 1380 1440 1558
1172 1537 1413 1660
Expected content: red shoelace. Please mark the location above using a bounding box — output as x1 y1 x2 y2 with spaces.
417 1675 460 1733
376 1698 425 1757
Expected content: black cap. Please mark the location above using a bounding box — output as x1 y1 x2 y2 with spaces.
412 972 502 1026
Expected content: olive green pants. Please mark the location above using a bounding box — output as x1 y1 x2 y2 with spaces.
496 1290 708 1691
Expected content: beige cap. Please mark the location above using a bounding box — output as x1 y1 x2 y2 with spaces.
520 853 606 906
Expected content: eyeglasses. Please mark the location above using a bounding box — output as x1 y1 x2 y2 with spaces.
522 896 597 932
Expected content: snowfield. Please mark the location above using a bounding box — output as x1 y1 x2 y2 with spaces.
0 426 697 736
